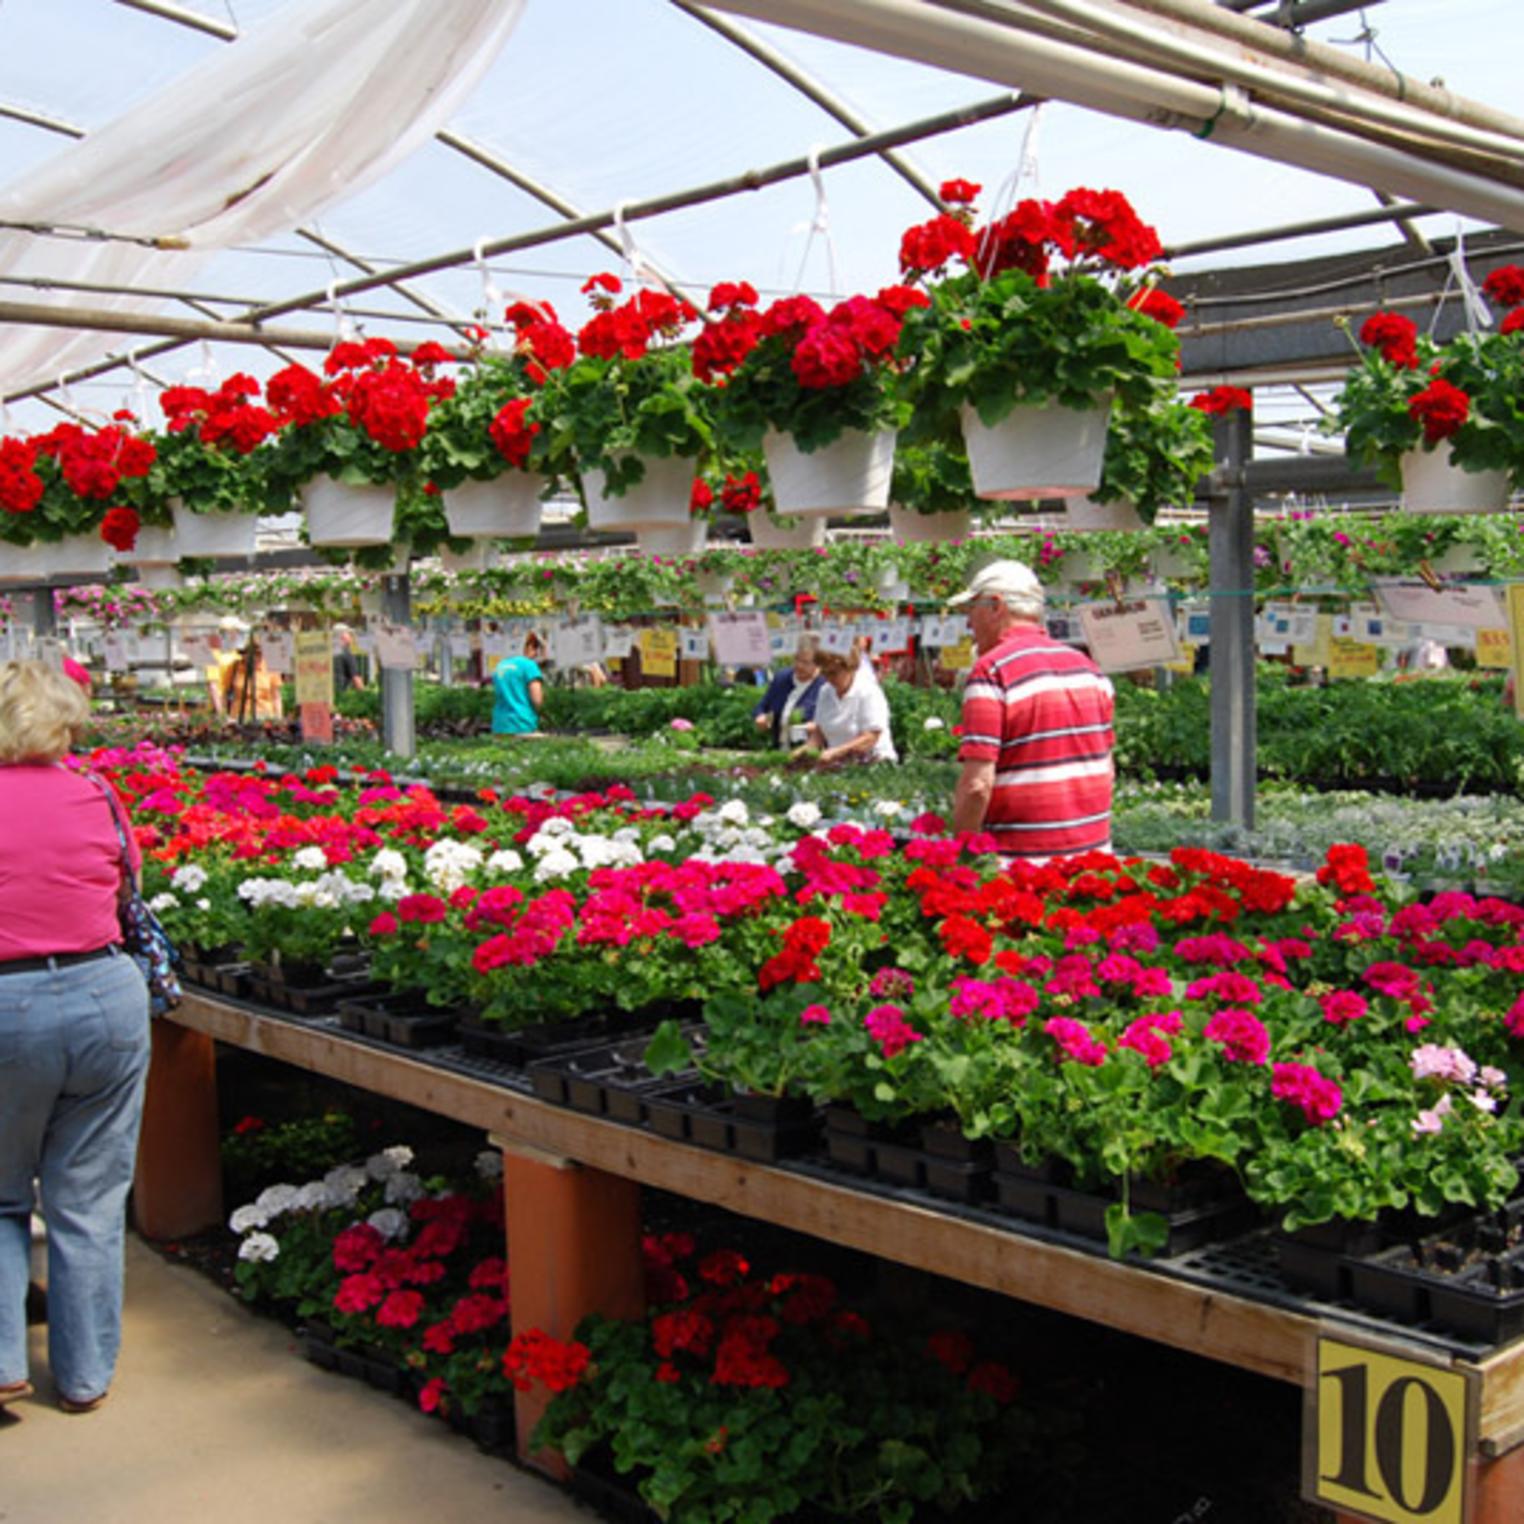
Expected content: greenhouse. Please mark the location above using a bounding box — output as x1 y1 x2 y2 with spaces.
4 2 1524 1521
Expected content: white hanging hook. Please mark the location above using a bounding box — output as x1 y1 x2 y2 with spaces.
1451 225 1493 334
57 373 76 414
611 201 656 287
786 146 841 298
128 353 154 424
976 104 1046 277
0 399 13 435
472 237 508 350
327 279 359 346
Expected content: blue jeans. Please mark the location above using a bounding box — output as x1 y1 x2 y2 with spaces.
0 951 149 1401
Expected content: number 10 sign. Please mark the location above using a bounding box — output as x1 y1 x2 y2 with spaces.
1308 1335 1475 1522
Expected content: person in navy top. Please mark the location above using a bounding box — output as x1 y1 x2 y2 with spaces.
753 638 824 749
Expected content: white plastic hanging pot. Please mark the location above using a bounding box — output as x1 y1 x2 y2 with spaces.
0 541 50 583
1433 542 1487 576
170 500 258 557
135 562 183 590
747 510 826 550
1151 544 1197 581
1057 551 1100 586
762 428 896 519
302 476 396 547
637 519 709 558
694 569 734 600
443 474 545 540
583 455 695 532
887 503 972 544
123 525 178 566
1400 443 1510 514
875 565 911 602
439 542 493 573
45 534 112 579
961 398 1111 501
1063 497 1146 532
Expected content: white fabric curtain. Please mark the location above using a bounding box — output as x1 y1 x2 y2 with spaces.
0 0 525 397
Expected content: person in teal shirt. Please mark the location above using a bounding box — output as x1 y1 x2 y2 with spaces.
491 633 545 735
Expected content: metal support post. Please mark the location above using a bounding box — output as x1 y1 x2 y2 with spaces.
1208 408 1256 829
32 585 56 638
380 572 416 761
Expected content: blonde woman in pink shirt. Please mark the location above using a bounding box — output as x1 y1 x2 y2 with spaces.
0 661 149 1415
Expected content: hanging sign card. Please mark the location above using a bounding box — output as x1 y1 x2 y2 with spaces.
681 627 712 661
638 627 677 677
1476 627 1512 668
1327 638 1380 679
293 630 334 706
940 638 975 671
179 632 215 670
262 631 293 675
817 624 854 656
602 626 635 662
374 622 420 672
1372 578 1507 631
102 632 129 672
1075 597 1181 673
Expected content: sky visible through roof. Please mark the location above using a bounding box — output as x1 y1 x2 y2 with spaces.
0 0 1517 433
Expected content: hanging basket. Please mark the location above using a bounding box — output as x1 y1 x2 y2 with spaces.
583 455 695 532
1433 542 1487 576
746 510 826 550
45 535 112 579
0 541 50 584
123 525 178 566
443 474 545 540
1400 444 1510 515
303 477 397 547
135 562 184 591
439 542 494 574
1063 497 1146 532
1151 544 1198 581
1056 551 1100 586
762 428 896 519
961 398 1111 501
695 569 735 600
170 500 258 557
887 503 972 543
637 519 709 558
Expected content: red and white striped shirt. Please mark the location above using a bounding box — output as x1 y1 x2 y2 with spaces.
958 624 1115 860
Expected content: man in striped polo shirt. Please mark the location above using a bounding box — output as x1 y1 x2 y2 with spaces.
948 559 1115 860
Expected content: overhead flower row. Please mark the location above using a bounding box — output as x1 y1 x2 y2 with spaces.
0 186 1230 582
95 747 1524 1254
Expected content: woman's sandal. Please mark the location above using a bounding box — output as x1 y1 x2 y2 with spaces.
58 1391 108 1415
0 1380 33 1407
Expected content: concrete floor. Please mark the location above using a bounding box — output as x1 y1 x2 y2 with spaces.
1 1234 588 1524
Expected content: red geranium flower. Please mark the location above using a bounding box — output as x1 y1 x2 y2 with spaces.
1408 377 1470 444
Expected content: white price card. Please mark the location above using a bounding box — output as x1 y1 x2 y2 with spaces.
553 617 604 668
1372 577 1507 630
680 627 711 661
374 621 420 671
1076 597 1181 672
872 618 911 655
102 633 129 672
261 631 293 675
817 623 854 655
480 628 511 668
708 612 770 667
449 634 474 663
602 626 635 662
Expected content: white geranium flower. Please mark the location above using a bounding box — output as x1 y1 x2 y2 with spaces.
369 848 409 881
923 716 945 732
292 846 328 871
254 1183 301 1221
365 1144 414 1181
322 1164 368 1207
195 897 212 912
533 847 580 882
293 1181 329 1212
171 863 208 893
238 1232 280 1264
366 1207 410 1242
422 838 484 894
384 1171 425 1206
786 801 822 829
873 800 903 819
717 800 750 826
228 1203 269 1234
485 848 524 875
538 815 575 839
646 833 677 855
474 1149 503 1182
148 892 178 913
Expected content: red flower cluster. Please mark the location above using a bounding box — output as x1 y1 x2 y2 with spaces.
1483 264 1524 310
719 470 761 515
1408 377 1470 445
34 421 156 501
577 281 698 363
693 281 764 383
1317 842 1375 897
161 373 277 454
99 506 141 552
1128 286 1186 329
488 398 539 469
0 436 43 515
1358 312 1419 370
503 300 576 382
1190 386 1253 416
346 360 434 452
1270 1061 1343 1125
503 1329 590 1393
900 212 978 278
758 915 831 990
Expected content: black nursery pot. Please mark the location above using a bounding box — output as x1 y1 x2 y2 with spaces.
920 1118 993 1165
732 1092 815 1127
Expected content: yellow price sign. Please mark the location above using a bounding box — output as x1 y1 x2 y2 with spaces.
638 627 677 678
1508 584 1524 720
1165 642 1196 676
1308 1336 1473 1524
1328 637 1380 680
1293 612 1334 669
940 638 974 671
1476 626 1512 669
292 629 334 708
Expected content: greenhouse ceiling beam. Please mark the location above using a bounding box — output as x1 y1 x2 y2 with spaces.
115 0 235 41
1216 0 1383 27
0 298 475 363
704 0 1524 230
1167 200 1437 258
671 2 947 211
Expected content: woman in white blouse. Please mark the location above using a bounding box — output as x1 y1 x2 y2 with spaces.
798 648 897 766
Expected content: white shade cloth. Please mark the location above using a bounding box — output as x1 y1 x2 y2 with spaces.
0 0 525 394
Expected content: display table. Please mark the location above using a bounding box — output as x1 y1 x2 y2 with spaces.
139 992 1524 1520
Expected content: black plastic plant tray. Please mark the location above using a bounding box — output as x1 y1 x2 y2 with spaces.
642 1083 819 1163
527 1035 698 1120
214 963 251 999
335 992 460 1049
571 1461 661 1524
1347 1235 1524 1343
458 1010 654 1067
277 976 385 1018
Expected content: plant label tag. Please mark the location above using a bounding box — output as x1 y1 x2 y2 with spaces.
1076 597 1180 672
943 615 971 644
602 627 634 661
1305 1333 1473 1524
817 624 854 656
374 622 420 672
708 612 769 667
941 638 974 670
1508 584 1524 719
293 630 334 705
681 627 712 661
1475 627 1511 668
179 633 214 670
638 628 677 677
449 634 473 663
262 632 293 675
1328 638 1379 679
1373 578 1507 631
873 619 911 654
102 633 129 672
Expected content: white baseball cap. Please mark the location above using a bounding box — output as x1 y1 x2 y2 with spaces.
946 558 1043 608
